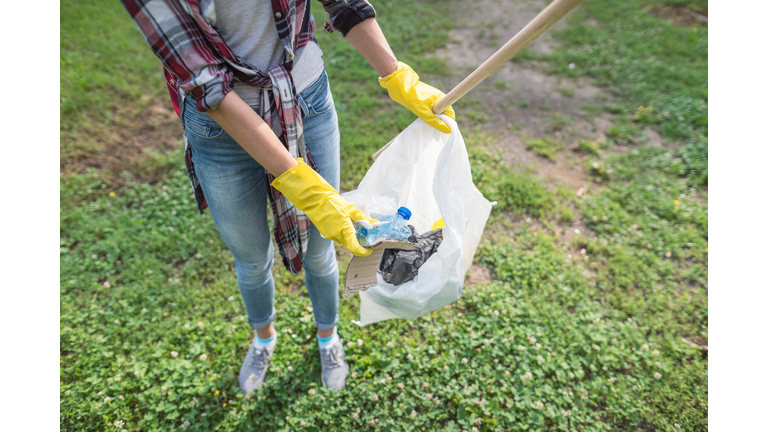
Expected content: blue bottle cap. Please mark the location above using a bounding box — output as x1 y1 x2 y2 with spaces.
397 206 412 220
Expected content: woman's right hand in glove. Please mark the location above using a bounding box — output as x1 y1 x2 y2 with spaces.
271 158 378 257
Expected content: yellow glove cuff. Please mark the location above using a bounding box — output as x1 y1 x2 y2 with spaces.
271 158 335 211
378 61 409 85
271 158 316 192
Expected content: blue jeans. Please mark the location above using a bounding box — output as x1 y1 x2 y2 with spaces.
182 70 340 331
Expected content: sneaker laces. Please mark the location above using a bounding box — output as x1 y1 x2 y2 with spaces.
321 344 343 369
250 347 269 370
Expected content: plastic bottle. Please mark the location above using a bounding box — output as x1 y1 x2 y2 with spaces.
354 206 413 246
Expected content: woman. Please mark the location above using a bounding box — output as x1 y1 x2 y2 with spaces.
121 0 455 393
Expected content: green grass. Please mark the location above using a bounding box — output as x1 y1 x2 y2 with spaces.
61 0 707 430
573 139 603 155
60 1 166 120
545 0 708 143
525 137 564 160
558 86 575 97
546 113 571 133
660 0 708 13
61 166 705 431
469 139 577 228
60 0 168 163
605 121 642 145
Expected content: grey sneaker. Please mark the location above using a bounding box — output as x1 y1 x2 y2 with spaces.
238 339 275 394
319 338 350 390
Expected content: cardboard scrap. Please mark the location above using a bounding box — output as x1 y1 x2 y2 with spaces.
343 238 418 299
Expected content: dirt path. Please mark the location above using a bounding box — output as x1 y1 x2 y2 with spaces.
61 99 183 185
428 0 623 193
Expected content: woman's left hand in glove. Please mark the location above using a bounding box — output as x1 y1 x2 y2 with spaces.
379 61 456 134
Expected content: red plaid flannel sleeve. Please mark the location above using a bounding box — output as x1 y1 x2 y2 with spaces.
121 0 234 112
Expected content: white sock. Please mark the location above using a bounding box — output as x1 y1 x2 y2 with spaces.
254 332 277 350
317 328 339 350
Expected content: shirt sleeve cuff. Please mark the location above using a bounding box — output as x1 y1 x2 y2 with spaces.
331 0 377 36
188 69 234 112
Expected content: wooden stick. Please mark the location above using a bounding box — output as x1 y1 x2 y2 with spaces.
432 0 583 115
372 0 583 161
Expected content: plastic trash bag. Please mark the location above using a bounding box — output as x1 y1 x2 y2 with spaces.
340 189 397 220
341 115 493 326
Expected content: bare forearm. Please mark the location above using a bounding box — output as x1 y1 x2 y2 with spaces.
207 91 297 176
345 18 398 77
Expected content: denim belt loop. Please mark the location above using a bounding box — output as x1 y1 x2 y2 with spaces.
296 92 309 118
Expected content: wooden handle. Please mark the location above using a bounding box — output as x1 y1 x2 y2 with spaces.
373 0 582 160
432 0 582 115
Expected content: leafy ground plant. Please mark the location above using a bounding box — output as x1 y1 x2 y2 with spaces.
525 137 563 160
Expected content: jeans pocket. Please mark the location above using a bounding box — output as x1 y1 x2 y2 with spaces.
299 71 334 117
183 112 227 139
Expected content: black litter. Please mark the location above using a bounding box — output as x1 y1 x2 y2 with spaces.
378 226 443 286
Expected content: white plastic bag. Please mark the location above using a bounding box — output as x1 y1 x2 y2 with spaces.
338 189 397 220
342 116 493 326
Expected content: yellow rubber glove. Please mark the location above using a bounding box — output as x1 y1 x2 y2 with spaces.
379 61 456 134
271 159 378 257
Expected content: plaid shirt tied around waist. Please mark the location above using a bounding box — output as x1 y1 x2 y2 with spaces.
121 0 376 273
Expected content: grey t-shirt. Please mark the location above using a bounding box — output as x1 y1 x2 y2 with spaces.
210 0 325 107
